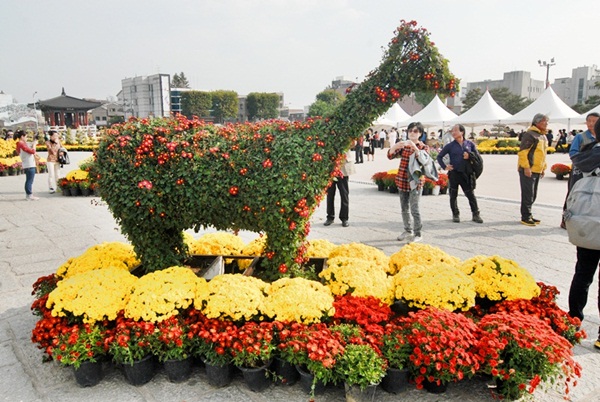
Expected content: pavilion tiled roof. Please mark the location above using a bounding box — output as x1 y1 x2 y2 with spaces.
39 89 102 110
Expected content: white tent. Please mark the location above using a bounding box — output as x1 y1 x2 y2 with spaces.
403 94 457 128
372 103 411 127
582 103 600 116
451 90 512 125
506 87 583 126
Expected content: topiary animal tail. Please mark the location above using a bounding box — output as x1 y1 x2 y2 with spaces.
92 20 458 279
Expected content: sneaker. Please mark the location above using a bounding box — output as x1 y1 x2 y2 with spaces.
452 214 460 223
410 235 423 243
520 218 536 226
323 219 334 226
26 195 39 201
472 214 484 224
49 189 56 194
397 231 413 241
532 218 541 225
341 220 349 227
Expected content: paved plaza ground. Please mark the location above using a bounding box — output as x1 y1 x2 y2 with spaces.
1 149 599 401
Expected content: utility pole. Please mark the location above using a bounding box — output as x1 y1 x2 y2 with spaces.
538 58 556 89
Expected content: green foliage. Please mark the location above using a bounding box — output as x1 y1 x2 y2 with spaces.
316 89 344 105
308 90 344 118
489 87 532 114
571 95 600 114
91 20 458 278
246 93 280 121
181 91 212 118
414 91 438 107
461 88 483 112
172 72 190 88
211 90 238 123
336 344 387 390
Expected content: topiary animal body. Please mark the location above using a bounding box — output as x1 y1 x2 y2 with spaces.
93 20 457 279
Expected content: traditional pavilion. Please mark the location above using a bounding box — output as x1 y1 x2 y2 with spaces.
38 88 102 128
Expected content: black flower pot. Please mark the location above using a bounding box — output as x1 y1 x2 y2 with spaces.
123 355 155 386
163 357 193 383
73 360 102 387
273 357 299 386
238 360 272 392
377 183 385 191
423 378 447 394
381 367 409 394
295 364 326 396
203 359 232 388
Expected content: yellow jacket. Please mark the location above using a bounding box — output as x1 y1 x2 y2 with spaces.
518 126 547 173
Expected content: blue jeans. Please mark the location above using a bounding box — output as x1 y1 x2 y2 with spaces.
399 188 422 235
24 167 36 196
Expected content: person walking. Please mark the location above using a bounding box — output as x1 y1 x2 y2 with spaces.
517 113 548 226
354 135 364 164
15 129 39 201
45 130 62 193
364 129 374 162
436 124 483 223
567 117 600 350
387 121 431 243
324 151 354 227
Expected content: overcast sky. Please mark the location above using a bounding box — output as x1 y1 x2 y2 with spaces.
1 0 597 108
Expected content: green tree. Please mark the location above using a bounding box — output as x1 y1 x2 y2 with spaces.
461 88 483 112
246 93 280 121
489 87 532 114
307 89 344 118
172 72 190 88
571 95 600 114
181 91 212 118
414 91 438 107
211 90 238 123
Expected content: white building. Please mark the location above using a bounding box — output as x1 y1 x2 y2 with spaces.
552 65 600 106
120 74 171 119
466 71 546 101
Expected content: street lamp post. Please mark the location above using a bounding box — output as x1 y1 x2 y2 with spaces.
32 91 40 138
538 58 556 89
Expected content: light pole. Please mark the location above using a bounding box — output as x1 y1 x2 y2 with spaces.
32 91 39 138
538 58 555 88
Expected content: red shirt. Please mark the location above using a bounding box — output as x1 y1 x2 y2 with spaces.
388 143 428 192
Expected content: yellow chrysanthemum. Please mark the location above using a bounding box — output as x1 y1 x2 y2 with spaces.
319 256 394 304
56 242 140 279
66 169 89 181
124 266 200 322
188 232 246 266
460 255 540 301
263 277 334 323
328 243 391 273
393 263 476 311
47 266 137 323
388 243 461 275
196 274 268 321
237 236 267 270
305 239 337 258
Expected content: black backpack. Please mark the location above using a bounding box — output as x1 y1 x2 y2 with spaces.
58 147 70 165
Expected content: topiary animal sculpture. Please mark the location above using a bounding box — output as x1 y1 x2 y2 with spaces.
93 20 458 279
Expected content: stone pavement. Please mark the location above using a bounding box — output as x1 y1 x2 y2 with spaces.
1 150 599 401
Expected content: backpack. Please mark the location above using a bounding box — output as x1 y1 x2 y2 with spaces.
564 169 600 250
58 147 70 165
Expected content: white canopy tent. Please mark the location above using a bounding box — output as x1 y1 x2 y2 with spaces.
505 87 583 129
582 103 600 117
372 103 411 128
402 94 458 129
451 90 512 126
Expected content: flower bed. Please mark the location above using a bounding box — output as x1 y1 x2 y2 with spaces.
31 235 585 400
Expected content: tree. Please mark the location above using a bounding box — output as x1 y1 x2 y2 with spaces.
307 89 344 118
172 72 190 88
571 95 600 114
461 88 483 113
211 90 238 123
246 93 280 121
489 87 532 114
181 91 212 118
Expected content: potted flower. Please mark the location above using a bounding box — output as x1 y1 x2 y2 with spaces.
51 322 108 387
191 316 236 387
422 177 436 195
550 163 571 180
336 343 387 400
477 311 581 400
405 308 482 393
107 313 157 386
371 171 387 191
78 180 92 196
57 178 71 196
151 315 194 383
382 172 397 193
380 320 412 393
332 294 392 327
231 321 275 392
436 172 448 194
